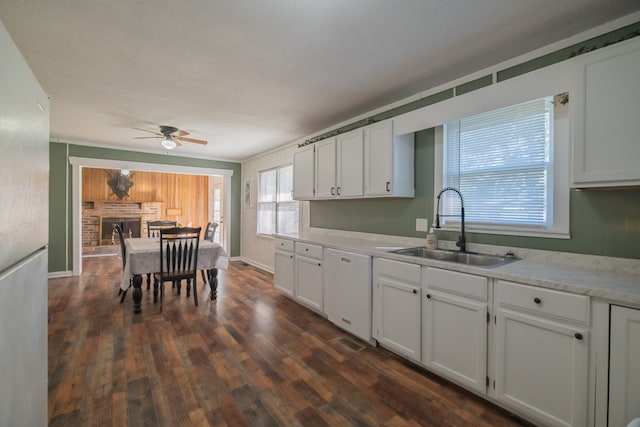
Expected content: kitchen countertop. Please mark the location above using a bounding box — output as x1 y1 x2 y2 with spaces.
274 231 640 307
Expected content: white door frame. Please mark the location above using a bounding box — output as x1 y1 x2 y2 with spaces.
69 156 233 276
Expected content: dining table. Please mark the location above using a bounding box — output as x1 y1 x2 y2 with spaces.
121 237 230 313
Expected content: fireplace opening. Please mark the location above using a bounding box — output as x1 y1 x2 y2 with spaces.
99 217 142 245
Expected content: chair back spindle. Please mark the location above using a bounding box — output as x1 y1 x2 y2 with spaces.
156 226 201 308
147 220 177 238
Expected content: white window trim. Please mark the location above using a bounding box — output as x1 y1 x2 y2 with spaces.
433 97 570 239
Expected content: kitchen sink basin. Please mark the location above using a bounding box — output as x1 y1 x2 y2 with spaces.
388 247 518 268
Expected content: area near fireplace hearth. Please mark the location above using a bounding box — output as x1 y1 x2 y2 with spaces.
81 167 212 250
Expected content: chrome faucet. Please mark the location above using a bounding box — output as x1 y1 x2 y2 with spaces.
435 187 466 252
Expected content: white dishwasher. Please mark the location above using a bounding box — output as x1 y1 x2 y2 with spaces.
324 248 372 341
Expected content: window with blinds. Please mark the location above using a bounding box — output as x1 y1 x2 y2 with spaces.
257 164 299 235
442 97 553 228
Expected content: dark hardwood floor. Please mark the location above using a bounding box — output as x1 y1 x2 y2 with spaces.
47 255 531 426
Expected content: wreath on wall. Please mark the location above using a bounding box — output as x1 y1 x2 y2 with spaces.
105 170 135 200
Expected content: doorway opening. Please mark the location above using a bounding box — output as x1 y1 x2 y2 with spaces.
70 157 233 276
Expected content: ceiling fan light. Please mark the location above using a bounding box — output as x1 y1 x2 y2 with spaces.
161 137 176 150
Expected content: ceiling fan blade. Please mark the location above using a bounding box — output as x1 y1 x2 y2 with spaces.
175 129 190 137
174 140 182 147
176 136 208 145
133 136 161 139
132 127 162 136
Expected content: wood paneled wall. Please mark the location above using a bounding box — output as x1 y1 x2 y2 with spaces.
82 168 209 231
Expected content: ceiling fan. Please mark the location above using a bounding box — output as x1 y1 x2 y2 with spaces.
133 125 208 150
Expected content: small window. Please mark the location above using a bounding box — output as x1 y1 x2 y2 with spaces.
440 96 569 236
257 164 299 235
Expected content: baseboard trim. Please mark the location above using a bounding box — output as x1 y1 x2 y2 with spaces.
237 257 273 274
48 271 73 279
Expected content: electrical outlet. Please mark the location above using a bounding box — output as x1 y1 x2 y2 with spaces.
416 218 429 232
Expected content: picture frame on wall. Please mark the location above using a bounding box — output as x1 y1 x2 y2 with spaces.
244 178 253 208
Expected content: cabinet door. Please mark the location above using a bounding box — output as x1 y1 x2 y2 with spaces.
364 121 393 195
314 138 336 198
274 249 294 297
325 249 371 341
293 145 315 199
295 255 323 313
572 38 640 187
609 305 640 427
377 277 421 361
495 309 588 427
422 291 486 393
336 129 364 197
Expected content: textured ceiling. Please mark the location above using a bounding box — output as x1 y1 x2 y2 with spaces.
1 1 639 161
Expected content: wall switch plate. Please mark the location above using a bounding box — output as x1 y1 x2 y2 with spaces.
416 218 429 232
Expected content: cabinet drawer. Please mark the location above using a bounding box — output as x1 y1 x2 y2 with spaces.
273 238 294 252
295 242 323 259
425 267 487 301
376 258 421 285
496 280 590 324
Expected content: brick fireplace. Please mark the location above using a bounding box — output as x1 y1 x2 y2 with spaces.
82 200 165 248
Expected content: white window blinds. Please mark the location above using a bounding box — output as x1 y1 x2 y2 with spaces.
443 97 553 228
257 165 299 235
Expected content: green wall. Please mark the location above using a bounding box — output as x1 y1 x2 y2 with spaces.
310 129 640 260
48 142 242 272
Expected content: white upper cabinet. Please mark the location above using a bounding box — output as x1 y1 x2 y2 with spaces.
292 144 315 200
315 129 364 199
364 120 414 197
336 129 364 197
292 120 414 200
314 137 337 198
572 38 640 187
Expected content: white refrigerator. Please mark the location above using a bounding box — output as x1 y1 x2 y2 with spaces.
0 20 50 427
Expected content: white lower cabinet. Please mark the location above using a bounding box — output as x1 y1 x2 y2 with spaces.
373 258 421 361
609 305 640 427
295 242 324 313
422 267 488 394
324 248 372 341
273 238 294 297
494 280 589 427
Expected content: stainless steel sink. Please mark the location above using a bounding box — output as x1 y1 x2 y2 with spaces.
388 247 518 267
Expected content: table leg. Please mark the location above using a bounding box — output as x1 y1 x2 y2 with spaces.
132 274 142 313
208 268 219 300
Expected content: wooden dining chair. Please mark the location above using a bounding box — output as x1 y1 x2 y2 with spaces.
153 226 201 308
113 223 131 303
200 222 219 286
147 220 177 238
146 220 177 288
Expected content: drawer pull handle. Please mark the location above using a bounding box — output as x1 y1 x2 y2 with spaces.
331 187 335 196
426 294 431 299
386 181 391 192
341 318 352 325
533 297 542 304
341 257 351 263
305 248 309 251
412 289 417 294
574 333 583 340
